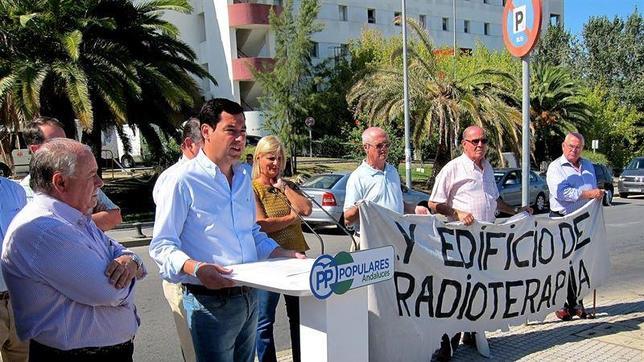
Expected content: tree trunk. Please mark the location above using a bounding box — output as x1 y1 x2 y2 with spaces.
426 142 452 190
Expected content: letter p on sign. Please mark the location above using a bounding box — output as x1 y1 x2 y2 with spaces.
513 5 527 33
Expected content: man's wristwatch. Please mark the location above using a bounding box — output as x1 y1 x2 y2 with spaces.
129 253 143 271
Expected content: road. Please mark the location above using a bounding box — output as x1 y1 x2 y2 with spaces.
109 196 644 361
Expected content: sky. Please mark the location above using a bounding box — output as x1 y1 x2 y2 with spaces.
564 0 642 36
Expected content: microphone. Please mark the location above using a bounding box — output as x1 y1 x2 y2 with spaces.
269 182 358 251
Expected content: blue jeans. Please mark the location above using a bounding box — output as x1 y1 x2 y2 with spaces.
183 289 258 362
256 290 300 362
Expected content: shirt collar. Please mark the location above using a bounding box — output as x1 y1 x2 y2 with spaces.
361 160 387 176
459 153 489 172
557 154 586 169
33 193 91 227
194 149 244 178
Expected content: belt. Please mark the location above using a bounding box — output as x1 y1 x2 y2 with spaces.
183 284 252 297
30 339 134 356
0 291 9 300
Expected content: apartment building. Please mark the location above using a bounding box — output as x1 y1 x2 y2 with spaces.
163 0 564 135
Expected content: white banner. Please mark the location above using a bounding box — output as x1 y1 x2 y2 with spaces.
360 199 610 361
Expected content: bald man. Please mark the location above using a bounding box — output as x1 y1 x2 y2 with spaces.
343 127 428 239
428 125 530 360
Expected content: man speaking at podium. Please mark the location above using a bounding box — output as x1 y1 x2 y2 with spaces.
150 98 304 362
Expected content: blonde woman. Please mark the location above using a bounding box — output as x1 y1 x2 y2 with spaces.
252 136 312 362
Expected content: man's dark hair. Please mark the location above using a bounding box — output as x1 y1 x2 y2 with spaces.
182 117 203 142
24 116 65 146
197 98 244 128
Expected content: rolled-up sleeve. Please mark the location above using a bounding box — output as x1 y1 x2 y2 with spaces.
149 176 191 283
429 166 452 204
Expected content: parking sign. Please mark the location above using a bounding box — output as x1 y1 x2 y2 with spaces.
502 0 542 58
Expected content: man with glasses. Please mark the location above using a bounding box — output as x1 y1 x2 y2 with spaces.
428 125 526 361
344 127 428 239
546 132 604 321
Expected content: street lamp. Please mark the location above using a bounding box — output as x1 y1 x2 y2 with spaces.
305 116 315 158
401 0 412 188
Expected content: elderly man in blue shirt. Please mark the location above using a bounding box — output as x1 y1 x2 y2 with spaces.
546 132 604 321
149 98 304 362
0 177 28 361
1 138 146 361
343 127 428 241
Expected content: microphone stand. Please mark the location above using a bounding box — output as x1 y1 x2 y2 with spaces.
269 185 359 253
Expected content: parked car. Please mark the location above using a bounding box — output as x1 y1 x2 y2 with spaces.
593 163 614 206
299 171 430 228
494 168 549 213
617 156 644 198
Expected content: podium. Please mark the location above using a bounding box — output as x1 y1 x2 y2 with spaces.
228 258 368 362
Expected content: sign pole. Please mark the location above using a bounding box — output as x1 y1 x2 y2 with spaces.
401 0 412 189
521 56 530 207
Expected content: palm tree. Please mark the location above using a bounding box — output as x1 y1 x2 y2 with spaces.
0 0 214 162
347 18 522 187
530 62 593 165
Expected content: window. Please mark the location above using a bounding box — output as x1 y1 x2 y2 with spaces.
394 11 401 26
550 13 561 26
196 13 206 43
484 22 490 35
311 42 319 58
419 14 426 29
442 17 449 31
340 43 349 56
464 20 470 33
338 5 347 21
367 9 376 24
484 0 489 3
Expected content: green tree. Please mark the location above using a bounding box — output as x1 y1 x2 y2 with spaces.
532 25 581 71
253 0 322 174
0 0 213 163
529 63 593 166
348 19 522 187
581 10 643 111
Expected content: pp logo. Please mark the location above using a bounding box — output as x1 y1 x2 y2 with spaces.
309 252 354 300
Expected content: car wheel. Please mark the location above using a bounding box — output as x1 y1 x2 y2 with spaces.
121 154 135 168
603 189 613 206
619 192 629 199
533 193 547 213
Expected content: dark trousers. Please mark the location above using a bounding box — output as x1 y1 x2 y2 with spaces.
29 339 134 362
550 211 585 312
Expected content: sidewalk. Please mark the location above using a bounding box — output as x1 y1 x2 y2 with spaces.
274 292 644 361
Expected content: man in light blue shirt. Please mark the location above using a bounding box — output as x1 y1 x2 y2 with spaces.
344 127 427 237
152 117 203 362
2 138 146 360
149 98 303 362
546 132 604 322
0 177 28 361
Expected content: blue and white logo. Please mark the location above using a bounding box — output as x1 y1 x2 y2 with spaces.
309 246 394 300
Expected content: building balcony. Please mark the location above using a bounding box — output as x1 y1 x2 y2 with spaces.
232 57 275 81
228 3 281 28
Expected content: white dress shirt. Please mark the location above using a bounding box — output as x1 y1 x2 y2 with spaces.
1 194 143 349
152 156 188 205
430 154 499 223
149 150 278 284
546 155 597 215
0 177 27 292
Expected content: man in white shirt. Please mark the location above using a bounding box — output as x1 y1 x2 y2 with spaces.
429 126 529 360
151 117 202 362
546 132 604 321
0 177 28 361
20 117 122 231
149 98 304 362
343 127 428 239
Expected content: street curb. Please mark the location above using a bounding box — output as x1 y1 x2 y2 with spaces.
119 237 152 247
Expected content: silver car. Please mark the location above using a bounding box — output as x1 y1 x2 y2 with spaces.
299 171 430 228
494 168 549 213
618 157 644 198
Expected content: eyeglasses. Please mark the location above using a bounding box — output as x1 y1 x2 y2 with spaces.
366 142 390 150
565 143 582 151
464 138 488 146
